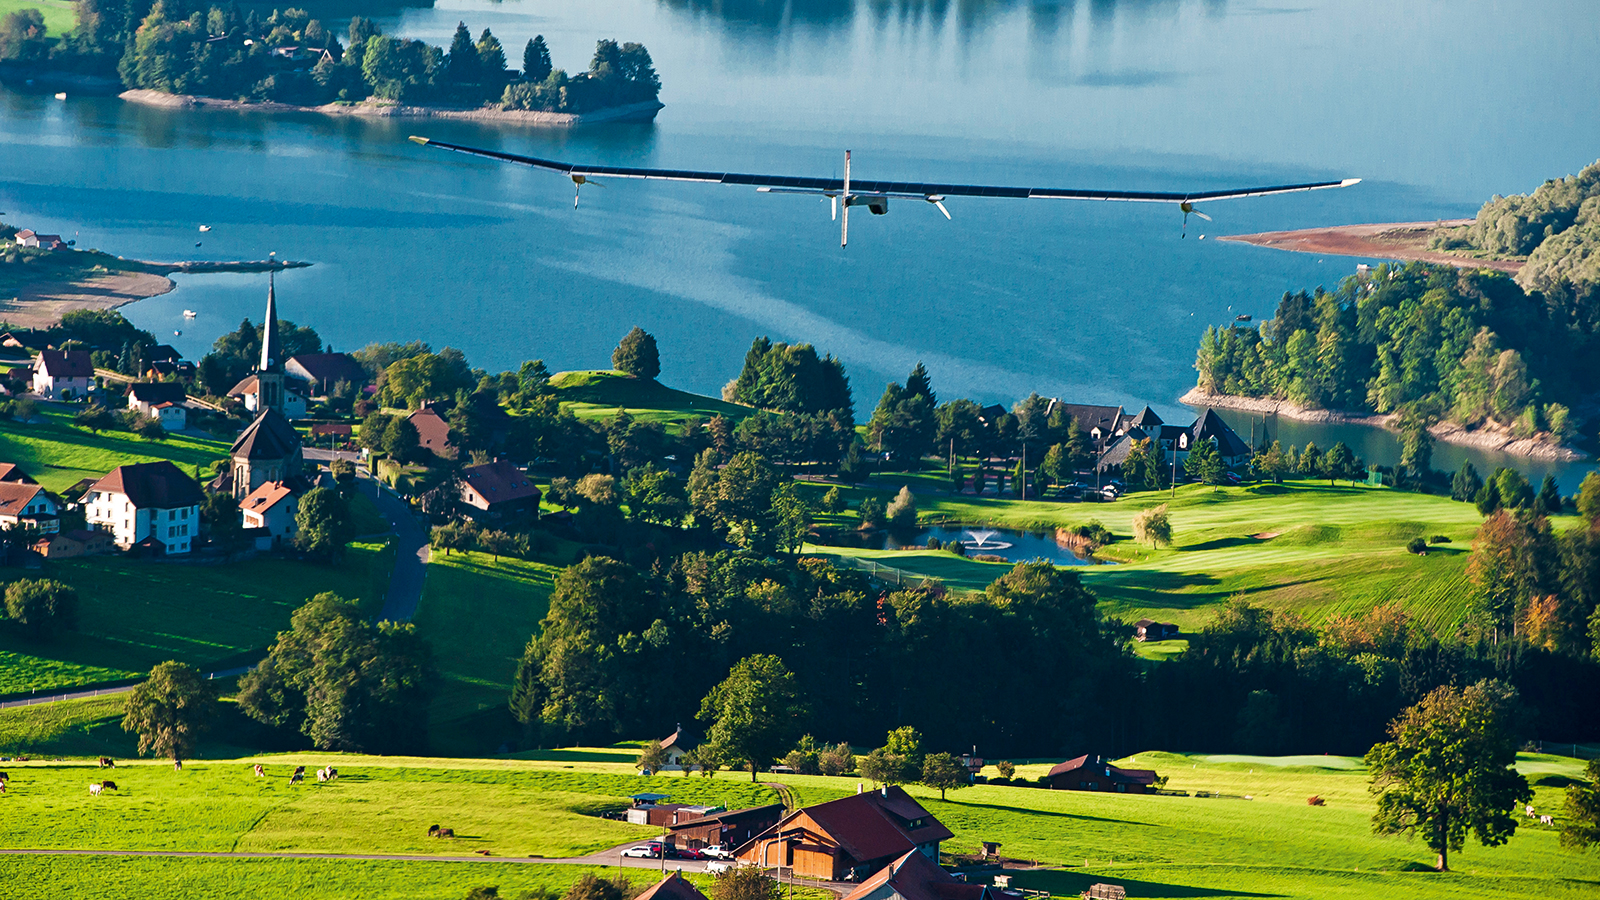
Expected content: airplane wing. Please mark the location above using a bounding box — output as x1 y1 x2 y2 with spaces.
408 135 1360 203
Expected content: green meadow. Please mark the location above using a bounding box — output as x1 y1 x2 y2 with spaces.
0 0 75 37
0 541 392 697
551 371 750 429
0 409 230 493
800 478 1500 632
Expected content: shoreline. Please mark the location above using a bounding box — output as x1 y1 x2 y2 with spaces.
1218 220 1524 273
1179 388 1586 462
119 89 663 125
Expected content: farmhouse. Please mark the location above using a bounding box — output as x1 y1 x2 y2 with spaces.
1045 754 1158 794
735 785 953 881
841 848 1017 900
668 804 785 851
633 873 710 900
459 459 542 519
32 349 92 400
0 481 59 533
658 724 698 768
127 382 189 430
286 352 368 397
14 229 66 250
84 461 205 554
408 404 454 457
1134 620 1179 642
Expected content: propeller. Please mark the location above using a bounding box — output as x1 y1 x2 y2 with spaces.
571 174 606 209
925 195 951 220
1180 200 1212 238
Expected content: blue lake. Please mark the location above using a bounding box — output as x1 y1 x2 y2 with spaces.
3 0 1599 485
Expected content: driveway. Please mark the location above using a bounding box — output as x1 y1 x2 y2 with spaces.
361 471 429 624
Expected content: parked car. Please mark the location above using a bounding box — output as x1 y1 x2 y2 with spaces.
671 847 707 860
702 847 736 859
622 845 661 859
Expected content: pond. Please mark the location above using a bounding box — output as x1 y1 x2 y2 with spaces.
830 525 1114 567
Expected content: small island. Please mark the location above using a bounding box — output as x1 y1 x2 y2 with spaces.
1 4 662 124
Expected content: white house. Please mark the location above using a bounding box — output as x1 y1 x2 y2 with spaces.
83 461 205 554
239 480 298 548
0 481 59 533
127 382 189 431
14 229 66 250
32 350 93 400
227 374 308 419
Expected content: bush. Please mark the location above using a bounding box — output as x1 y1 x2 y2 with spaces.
1429 534 1451 544
858 497 886 529
996 760 1016 779
886 486 916 527
1406 537 1428 555
3 578 79 637
925 537 940 550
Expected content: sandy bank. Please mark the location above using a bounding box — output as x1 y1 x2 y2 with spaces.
1179 389 1585 462
0 272 175 330
1218 220 1524 274
120 89 663 125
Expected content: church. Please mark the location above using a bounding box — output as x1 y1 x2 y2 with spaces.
220 275 313 545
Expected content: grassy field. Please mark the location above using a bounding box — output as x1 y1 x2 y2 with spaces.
800 479 1502 632
411 550 560 754
0 0 75 36
0 408 230 492
0 541 392 696
0 749 1591 899
551 371 750 429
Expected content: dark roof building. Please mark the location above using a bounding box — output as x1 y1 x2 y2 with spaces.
286 352 369 395
1127 406 1164 431
668 804 785 850
1192 408 1252 462
842 848 1014 900
633 874 711 900
36 349 93 378
735 785 954 882
1045 754 1158 794
409 404 454 457
89 460 206 509
229 409 304 500
1048 401 1128 439
459 460 542 516
127 382 188 406
0 463 37 484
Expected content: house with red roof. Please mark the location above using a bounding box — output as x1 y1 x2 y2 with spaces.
734 784 953 881
842 848 1019 900
240 480 298 548
1045 754 1158 794
633 873 710 900
83 461 205 554
459 459 541 519
0 481 59 533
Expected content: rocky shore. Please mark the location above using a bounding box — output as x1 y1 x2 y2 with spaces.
120 89 663 125
1179 388 1585 462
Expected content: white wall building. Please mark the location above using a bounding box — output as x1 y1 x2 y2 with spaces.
32 350 92 400
84 461 205 554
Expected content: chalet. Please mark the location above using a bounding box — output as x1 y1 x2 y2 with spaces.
658 723 697 768
127 382 189 430
14 229 66 250
285 352 368 397
33 528 113 559
633 873 711 900
735 785 953 882
841 848 1017 900
1046 401 1130 442
668 804 785 851
408 404 454 458
1192 408 1253 467
32 349 92 400
1134 620 1179 642
1097 409 1252 475
459 460 542 519
1045 754 1158 794
0 481 59 533
239 481 298 548
0 463 37 484
84 461 205 554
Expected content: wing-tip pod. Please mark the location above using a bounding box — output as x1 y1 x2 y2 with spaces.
1339 178 1362 187
408 136 431 146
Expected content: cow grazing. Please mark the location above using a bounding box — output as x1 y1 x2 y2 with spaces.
0 771 8 783
173 760 183 771
98 757 115 768
290 773 304 785
100 781 118 791
437 828 455 839
326 767 338 781
1541 815 1554 826
428 825 441 837
0 781 6 794
1527 805 1537 817
317 768 329 783
475 850 491 856
88 783 103 797
253 765 266 778
293 765 306 777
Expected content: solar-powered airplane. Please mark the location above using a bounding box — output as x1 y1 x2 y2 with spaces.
408 136 1359 247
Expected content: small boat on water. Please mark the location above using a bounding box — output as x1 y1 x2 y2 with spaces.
183 310 197 318
198 225 211 232
54 92 67 100
1235 314 1253 322
173 330 182 336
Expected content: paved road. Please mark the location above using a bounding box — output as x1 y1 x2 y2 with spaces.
0 667 252 711
363 472 430 623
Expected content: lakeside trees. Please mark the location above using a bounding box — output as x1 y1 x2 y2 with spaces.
1195 263 1584 444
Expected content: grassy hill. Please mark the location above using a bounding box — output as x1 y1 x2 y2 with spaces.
0 409 230 493
0 744 1590 900
551 370 750 429
800 478 1499 632
0 542 392 697
0 0 75 38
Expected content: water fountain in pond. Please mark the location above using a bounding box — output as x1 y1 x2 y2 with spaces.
962 529 1013 551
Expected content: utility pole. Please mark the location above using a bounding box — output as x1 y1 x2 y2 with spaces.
1171 437 1178 498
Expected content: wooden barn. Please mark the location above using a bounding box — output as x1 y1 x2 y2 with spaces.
1046 754 1158 794
734 785 952 882
668 804 785 851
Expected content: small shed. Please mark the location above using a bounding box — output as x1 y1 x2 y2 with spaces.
1081 885 1125 900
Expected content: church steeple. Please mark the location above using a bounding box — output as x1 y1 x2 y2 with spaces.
256 270 285 415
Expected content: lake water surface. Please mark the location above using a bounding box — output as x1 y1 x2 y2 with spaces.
3 0 1598 484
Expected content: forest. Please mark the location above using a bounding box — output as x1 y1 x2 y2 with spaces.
1194 262 1592 442
1436 158 1600 328
2 0 659 111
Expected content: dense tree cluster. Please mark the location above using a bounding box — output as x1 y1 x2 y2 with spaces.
1195 263 1585 441
1437 160 1600 329
728 337 854 421
198 315 321 397
37 0 658 112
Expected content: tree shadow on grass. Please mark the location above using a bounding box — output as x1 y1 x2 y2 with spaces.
941 797 1156 828
1176 537 1259 552
1017 870 1284 899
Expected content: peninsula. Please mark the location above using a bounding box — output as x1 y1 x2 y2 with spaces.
1219 219 1525 272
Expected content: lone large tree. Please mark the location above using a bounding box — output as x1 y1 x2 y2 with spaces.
612 326 660 380
121 661 219 763
699 654 805 781
1365 680 1531 871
